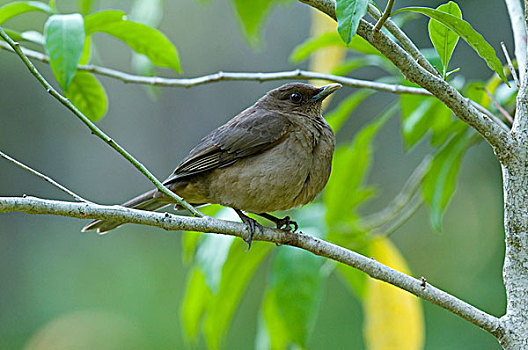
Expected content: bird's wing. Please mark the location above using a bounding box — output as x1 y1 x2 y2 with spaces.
163 109 292 184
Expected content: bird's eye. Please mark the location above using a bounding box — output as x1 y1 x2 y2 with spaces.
289 92 302 103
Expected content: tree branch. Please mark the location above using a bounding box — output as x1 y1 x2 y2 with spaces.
365 3 437 76
361 155 430 233
0 41 429 96
0 27 203 218
504 0 527 82
0 150 91 203
0 40 508 130
0 195 502 337
298 0 514 158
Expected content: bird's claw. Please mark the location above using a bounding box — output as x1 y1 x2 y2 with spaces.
275 216 298 233
235 209 263 250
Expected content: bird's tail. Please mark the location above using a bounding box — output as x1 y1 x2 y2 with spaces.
81 189 169 234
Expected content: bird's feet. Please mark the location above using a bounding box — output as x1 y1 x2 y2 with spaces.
257 213 298 232
234 209 264 250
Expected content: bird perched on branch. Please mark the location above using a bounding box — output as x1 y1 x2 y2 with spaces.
82 82 341 248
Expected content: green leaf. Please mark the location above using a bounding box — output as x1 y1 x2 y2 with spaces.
180 267 213 342
78 35 91 65
0 1 51 25
77 0 94 15
65 71 108 122
0 29 44 45
268 246 325 347
325 105 396 233
427 2 462 77
336 262 367 298
290 32 345 63
20 30 44 45
130 0 165 99
255 291 290 350
44 14 85 89
422 130 472 230
400 95 435 148
202 240 272 348
181 205 222 265
230 0 273 44
326 89 374 133
84 10 181 72
395 6 508 84
130 0 164 27
335 0 369 44
331 55 398 76
195 235 234 293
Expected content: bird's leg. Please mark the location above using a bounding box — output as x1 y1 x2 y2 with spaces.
257 213 298 232
234 209 263 250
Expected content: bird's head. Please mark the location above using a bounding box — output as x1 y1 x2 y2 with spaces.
258 82 342 117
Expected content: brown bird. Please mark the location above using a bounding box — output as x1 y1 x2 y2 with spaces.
82 82 341 247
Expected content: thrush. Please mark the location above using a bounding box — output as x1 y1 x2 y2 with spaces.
82 82 341 247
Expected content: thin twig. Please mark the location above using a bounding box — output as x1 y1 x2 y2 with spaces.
501 41 520 88
504 0 527 82
0 195 503 338
0 41 430 96
480 87 514 124
299 0 514 155
366 3 437 76
0 40 508 132
0 27 203 218
373 0 395 32
362 155 431 231
0 150 91 203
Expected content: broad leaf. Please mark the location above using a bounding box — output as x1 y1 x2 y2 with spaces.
255 291 290 350
180 268 213 342
331 56 398 76
422 130 472 230
326 89 374 133
290 32 344 63
202 239 272 348
78 35 91 65
428 1 462 77
77 0 94 15
395 6 508 84
262 246 325 347
400 95 435 148
0 29 44 45
44 14 85 89
195 234 234 293
363 237 424 350
231 0 273 44
336 262 368 298
325 105 396 234
65 71 108 122
130 0 165 99
84 10 181 72
130 0 164 27
335 0 369 44
0 1 51 25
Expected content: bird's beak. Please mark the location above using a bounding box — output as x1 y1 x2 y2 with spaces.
311 83 342 102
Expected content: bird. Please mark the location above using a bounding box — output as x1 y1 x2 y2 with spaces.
82 82 341 248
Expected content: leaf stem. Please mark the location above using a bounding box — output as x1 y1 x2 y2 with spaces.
373 0 395 32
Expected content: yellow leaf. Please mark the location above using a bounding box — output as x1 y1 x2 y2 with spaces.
309 8 346 110
363 237 425 350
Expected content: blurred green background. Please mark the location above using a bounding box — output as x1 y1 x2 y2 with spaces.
0 0 507 348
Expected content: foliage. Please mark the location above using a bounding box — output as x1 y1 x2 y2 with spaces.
0 0 517 348
0 0 181 121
